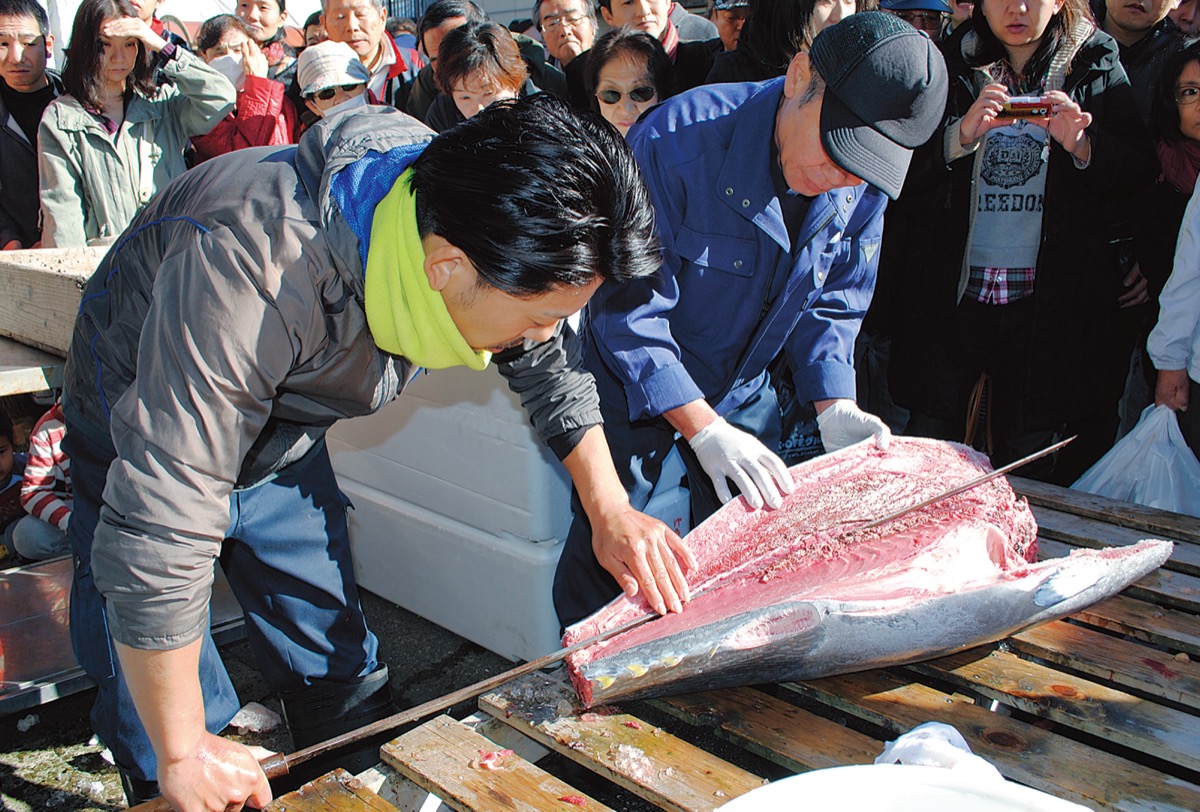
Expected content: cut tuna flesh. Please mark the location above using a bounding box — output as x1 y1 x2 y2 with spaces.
563 438 1173 707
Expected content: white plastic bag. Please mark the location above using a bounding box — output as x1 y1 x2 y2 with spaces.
1072 404 1200 517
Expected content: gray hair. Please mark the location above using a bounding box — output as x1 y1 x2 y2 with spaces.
532 0 597 30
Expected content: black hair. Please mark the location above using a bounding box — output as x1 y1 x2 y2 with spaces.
0 412 12 445
584 26 676 110
736 0 877 78
416 0 487 54
966 0 1093 91
435 21 528 95
409 93 660 294
196 14 255 54
305 10 323 28
1154 39 1200 143
64 0 158 109
0 0 49 36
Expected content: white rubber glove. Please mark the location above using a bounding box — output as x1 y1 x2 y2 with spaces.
687 416 795 509
816 400 892 453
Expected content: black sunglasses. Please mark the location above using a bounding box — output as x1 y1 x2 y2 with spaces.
597 86 656 105
308 83 362 102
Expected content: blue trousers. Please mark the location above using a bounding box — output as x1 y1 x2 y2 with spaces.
552 370 781 629
63 429 379 783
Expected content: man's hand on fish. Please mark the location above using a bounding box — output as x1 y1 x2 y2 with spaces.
815 399 891 453
688 416 795 510
592 504 695 615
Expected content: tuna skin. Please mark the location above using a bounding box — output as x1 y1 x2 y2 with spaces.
563 438 1173 707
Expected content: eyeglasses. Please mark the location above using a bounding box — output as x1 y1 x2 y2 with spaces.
890 9 945 30
541 12 586 31
1175 84 1200 106
308 83 362 102
597 86 656 104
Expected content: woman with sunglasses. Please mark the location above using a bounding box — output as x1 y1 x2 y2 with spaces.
190 14 299 163
890 0 1156 482
295 39 373 120
37 0 234 247
585 27 676 138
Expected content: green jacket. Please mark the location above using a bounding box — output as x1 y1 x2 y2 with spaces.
38 48 235 247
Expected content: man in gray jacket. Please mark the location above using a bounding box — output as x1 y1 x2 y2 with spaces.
63 95 692 811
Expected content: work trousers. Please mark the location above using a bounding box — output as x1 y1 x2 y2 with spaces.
553 375 781 629
63 428 379 784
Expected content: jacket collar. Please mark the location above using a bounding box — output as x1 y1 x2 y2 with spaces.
715 77 857 253
49 91 162 133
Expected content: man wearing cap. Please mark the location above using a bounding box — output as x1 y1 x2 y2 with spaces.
707 0 749 52
554 12 948 628
296 39 372 118
881 0 952 41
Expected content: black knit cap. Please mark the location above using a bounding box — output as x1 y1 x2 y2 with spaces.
810 11 948 199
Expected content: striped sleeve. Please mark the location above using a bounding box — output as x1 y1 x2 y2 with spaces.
20 405 72 531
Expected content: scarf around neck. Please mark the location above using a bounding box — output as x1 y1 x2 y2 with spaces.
1156 138 1200 195
364 170 491 371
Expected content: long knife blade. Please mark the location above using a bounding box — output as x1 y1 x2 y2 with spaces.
851 435 1075 534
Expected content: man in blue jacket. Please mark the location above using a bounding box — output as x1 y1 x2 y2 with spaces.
555 12 949 627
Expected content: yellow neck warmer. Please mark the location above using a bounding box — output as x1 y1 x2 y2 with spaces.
364 170 491 371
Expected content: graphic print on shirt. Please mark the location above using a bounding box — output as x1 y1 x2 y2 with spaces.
980 129 1045 189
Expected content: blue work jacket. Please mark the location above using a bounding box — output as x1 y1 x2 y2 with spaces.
585 78 886 423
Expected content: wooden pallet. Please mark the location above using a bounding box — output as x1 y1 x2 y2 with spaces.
372 480 1199 812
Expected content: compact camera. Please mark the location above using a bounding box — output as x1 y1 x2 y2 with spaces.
998 96 1051 119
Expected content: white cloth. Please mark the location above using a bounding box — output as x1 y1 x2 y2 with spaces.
1148 182 1200 383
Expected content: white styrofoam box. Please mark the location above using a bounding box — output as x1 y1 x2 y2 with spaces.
327 365 573 542
341 478 564 662
645 444 692 539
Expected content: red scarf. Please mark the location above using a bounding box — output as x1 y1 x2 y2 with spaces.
661 19 680 62
1156 138 1200 195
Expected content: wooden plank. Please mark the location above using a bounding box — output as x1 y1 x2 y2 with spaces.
1008 620 1200 710
1012 475 1200 544
0 335 62 396
1038 537 1200 613
649 687 882 773
783 671 1200 812
1032 504 1200 577
266 768 400 812
478 672 765 812
381 715 612 812
908 647 1200 773
0 247 100 355
1072 594 1200 658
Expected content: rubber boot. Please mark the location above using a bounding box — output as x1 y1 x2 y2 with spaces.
119 768 160 807
278 665 396 788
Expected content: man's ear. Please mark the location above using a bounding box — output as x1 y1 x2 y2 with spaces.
783 50 812 100
44 33 54 59
423 239 468 291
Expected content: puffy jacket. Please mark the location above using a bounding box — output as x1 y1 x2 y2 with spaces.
64 107 603 648
190 74 299 163
38 48 235 247
891 22 1157 426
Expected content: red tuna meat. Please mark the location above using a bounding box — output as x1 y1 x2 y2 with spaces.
563 438 1172 707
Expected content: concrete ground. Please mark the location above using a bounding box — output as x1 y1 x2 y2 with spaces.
0 590 515 812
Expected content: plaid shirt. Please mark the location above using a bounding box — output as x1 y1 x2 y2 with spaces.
966 266 1036 305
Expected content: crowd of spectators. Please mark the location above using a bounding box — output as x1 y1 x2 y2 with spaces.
1 0 1198 488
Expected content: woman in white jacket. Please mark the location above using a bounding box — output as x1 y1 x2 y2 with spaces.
1148 182 1200 458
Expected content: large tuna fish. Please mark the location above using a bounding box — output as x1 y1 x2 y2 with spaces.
563 438 1173 707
